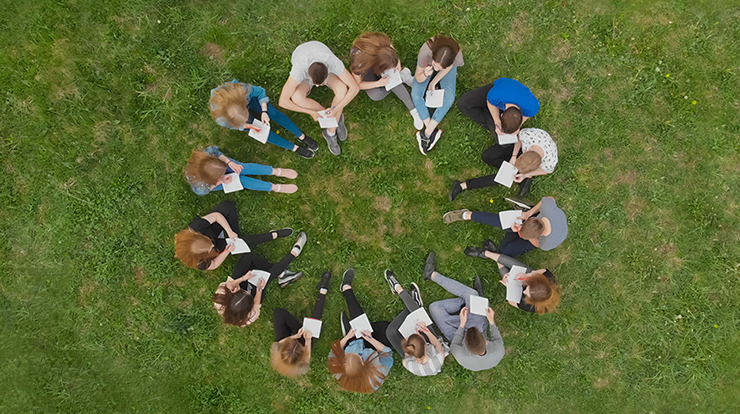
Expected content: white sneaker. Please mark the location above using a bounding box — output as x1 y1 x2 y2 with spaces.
410 108 424 130
400 67 414 86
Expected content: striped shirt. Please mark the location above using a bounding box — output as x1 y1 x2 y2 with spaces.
403 343 445 376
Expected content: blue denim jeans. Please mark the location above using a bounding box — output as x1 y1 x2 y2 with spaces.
410 66 457 124
428 272 487 341
247 100 303 150
213 161 274 192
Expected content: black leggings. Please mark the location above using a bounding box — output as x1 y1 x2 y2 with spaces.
232 252 295 302
272 292 326 346
386 291 420 355
211 201 286 253
466 146 523 190
340 289 392 349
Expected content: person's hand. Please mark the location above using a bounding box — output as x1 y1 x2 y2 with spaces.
423 65 434 77
256 278 266 292
303 330 313 341
361 330 373 341
459 307 469 327
244 123 261 133
227 229 239 241
511 223 522 233
226 277 241 293
346 328 356 338
514 272 527 281
495 123 503 133
260 112 270 126
222 174 233 185
513 174 526 183
427 81 438 92
486 308 495 324
509 155 518 165
227 160 243 174
416 321 428 331
325 105 342 118
224 244 236 254
377 76 389 87
310 111 321 122
500 273 509 286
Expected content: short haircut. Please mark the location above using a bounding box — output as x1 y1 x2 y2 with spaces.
520 217 544 240
465 327 487 355
523 271 561 314
500 106 523 133
426 35 460 69
209 82 249 129
308 62 329 85
401 333 426 359
515 150 542 175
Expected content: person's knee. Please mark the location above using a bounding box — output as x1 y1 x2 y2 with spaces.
410 85 424 100
273 307 289 322
365 89 384 101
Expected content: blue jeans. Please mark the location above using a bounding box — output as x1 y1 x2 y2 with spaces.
213 161 274 192
428 272 487 342
247 100 303 150
410 66 457 124
471 211 536 258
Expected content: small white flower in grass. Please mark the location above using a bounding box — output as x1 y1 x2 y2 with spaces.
655 67 660 72
684 96 688 99
466 7 470 11
675 315 682 320
157 20 161 24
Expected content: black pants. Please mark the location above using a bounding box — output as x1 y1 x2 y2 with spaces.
272 292 326 346
457 83 498 140
466 146 524 190
210 201 282 252
340 289 391 349
232 252 294 302
386 291 420 355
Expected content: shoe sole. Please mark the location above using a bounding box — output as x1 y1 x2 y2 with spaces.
442 210 466 224
384 270 398 295
426 130 442 152
504 197 533 210
340 312 348 336
279 272 303 288
416 132 427 155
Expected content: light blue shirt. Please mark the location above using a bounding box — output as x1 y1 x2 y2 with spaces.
186 146 233 196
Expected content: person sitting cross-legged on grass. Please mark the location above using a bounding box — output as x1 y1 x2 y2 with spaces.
465 242 561 314
209 80 318 159
211 232 308 327
349 32 423 130
383 270 449 376
443 196 568 257
411 35 464 155
424 253 504 371
185 146 298 195
328 269 393 393
270 271 332 377
449 128 558 200
279 41 360 156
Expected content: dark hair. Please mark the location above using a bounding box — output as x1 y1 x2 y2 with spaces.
426 35 460 68
212 288 254 326
520 217 544 240
401 333 426 359
308 62 329 85
350 32 399 77
501 107 523 133
465 327 486 355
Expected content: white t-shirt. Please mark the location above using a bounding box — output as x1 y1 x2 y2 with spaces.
290 41 346 86
518 128 558 174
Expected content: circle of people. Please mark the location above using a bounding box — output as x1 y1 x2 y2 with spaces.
174 33 567 393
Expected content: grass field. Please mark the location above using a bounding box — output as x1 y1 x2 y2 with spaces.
2 0 740 413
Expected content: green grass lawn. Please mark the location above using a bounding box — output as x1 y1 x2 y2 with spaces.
2 0 740 412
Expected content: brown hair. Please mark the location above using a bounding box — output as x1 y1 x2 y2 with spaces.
523 271 561 314
209 82 249 129
520 217 544 240
350 32 399 77
501 107 523 133
327 340 388 393
515 150 542 175
174 228 218 270
212 288 254 326
401 334 426 359
465 327 486 355
185 150 227 186
426 35 460 68
271 339 310 377
308 62 329 85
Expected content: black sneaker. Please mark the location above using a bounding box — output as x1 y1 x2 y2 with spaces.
426 128 442 153
474 275 484 297
505 196 534 211
317 271 331 291
409 282 423 307
295 146 315 159
341 268 355 290
423 252 435 281
416 130 429 155
449 180 463 202
271 228 293 238
340 311 350 336
279 270 303 287
464 246 488 259
483 239 500 254
300 135 319 151
384 269 400 295
519 177 533 197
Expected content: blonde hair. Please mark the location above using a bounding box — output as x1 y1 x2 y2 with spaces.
271 340 310 377
350 32 399 77
209 83 249 129
523 271 561 314
516 150 542 175
174 228 218 269
327 340 388 393
185 150 227 186
401 333 426 359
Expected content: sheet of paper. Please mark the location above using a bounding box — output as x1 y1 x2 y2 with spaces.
469 295 489 316
498 210 523 230
506 278 524 303
226 238 250 254
425 89 445 108
382 68 402 91
508 265 529 280
494 161 518 188
397 308 434 339
247 269 271 286
317 110 339 128
302 318 323 338
221 173 243 193
248 120 270 144
349 313 374 338
497 133 519 145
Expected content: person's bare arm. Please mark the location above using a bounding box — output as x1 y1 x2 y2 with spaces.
427 66 452 90
278 76 317 116
509 140 523 165
339 329 356 349
201 212 238 240
332 69 360 111
521 200 543 220
415 65 433 82
207 245 234 270
353 73 387 90
487 101 503 133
